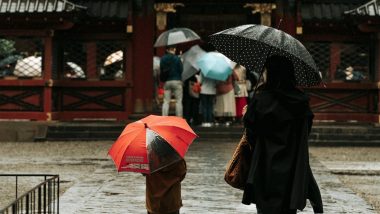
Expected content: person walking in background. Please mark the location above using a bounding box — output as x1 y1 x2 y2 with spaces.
242 55 323 214
199 73 217 127
153 56 161 108
214 72 238 126
160 45 183 117
233 64 249 123
183 73 201 126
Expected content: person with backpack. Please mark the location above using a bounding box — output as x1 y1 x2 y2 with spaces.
160 45 184 117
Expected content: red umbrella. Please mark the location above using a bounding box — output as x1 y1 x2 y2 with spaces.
108 115 198 174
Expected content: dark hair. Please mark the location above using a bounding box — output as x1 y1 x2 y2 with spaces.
166 45 176 50
264 55 296 89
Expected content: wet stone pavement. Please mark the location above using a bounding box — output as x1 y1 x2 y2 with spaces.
58 139 377 214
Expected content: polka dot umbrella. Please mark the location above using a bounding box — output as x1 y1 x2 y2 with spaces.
209 24 322 87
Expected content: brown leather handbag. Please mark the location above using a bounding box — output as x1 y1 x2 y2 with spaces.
224 130 253 190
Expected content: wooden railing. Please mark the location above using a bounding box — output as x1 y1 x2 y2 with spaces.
0 174 59 214
304 82 380 123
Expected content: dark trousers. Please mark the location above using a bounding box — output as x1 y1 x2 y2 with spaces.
183 95 200 125
200 94 215 123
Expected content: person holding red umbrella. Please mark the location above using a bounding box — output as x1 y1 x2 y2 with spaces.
144 128 187 214
108 115 197 214
145 158 187 214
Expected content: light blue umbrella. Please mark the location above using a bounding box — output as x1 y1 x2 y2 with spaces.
196 52 233 81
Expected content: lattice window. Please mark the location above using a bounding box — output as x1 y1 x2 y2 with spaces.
304 42 330 81
97 41 125 80
61 40 87 79
0 37 43 79
60 39 126 80
340 43 370 80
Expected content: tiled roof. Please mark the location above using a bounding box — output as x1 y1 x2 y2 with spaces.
344 0 380 16
75 0 128 19
0 0 129 19
301 3 362 21
0 0 85 13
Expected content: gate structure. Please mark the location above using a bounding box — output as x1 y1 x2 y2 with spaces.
0 0 154 121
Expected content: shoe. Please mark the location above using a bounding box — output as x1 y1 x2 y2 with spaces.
201 122 208 127
225 122 231 126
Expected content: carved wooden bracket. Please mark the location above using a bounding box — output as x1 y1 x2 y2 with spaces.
154 3 184 30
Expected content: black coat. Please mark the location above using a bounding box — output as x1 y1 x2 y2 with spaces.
242 88 323 214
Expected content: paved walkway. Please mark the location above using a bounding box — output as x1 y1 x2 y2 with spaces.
60 140 377 214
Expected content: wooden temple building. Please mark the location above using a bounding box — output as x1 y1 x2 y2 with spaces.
0 0 379 123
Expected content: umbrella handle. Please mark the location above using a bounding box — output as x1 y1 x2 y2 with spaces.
277 18 283 30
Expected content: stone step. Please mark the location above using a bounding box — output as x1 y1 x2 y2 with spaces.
38 122 380 146
309 133 380 141
309 139 380 147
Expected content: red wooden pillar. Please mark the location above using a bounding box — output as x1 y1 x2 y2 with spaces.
275 0 296 36
43 33 53 121
125 39 134 117
155 28 166 57
376 33 380 82
86 42 97 79
330 43 341 80
131 2 155 115
377 33 380 123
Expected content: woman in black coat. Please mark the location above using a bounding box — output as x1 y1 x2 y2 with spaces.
242 55 323 214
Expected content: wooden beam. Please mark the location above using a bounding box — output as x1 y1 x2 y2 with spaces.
52 80 132 87
51 112 130 121
0 30 52 36
314 113 379 123
0 112 47 120
0 80 45 86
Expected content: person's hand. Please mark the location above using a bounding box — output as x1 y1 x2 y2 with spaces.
242 105 248 116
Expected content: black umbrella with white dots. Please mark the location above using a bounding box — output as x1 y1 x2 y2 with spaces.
209 24 322 87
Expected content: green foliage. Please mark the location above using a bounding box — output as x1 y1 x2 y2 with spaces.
0 39 16 57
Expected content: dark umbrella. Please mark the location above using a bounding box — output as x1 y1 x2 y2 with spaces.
209 24 322 86
181 45 206 81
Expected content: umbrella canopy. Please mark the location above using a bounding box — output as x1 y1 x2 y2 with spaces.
104 50 123 66
196 52 233 81
154 28 201 47
209 24 322 86
181 45 206 81
14 56 41 77
108 115 198 174
65 62 85 78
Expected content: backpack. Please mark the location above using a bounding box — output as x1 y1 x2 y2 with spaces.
159 60 172 82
